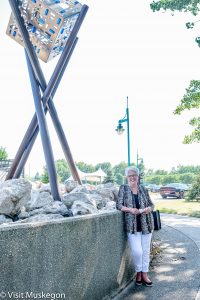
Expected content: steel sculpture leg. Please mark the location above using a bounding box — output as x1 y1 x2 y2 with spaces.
14 37 78 179
26 54 60 201
8 37 78 180
7 1 88 184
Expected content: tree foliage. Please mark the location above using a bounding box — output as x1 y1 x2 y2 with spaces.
150 2 200 143
41 159 71 183
154 169 168 175
150 0 200 15
172 164 200 174
76 161 96 173
56 159 71 182
187 173 200 200
103 170 115 184
40 159 200 187
0 147 8 160
95 162 112 173
174 80 200 143
41 166 49 183
144 165 200 185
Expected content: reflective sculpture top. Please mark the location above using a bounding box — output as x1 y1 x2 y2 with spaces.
6 0 82 62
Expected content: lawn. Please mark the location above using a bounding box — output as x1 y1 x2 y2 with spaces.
155 199 200 218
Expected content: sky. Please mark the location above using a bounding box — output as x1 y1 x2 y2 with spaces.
0 0 200 176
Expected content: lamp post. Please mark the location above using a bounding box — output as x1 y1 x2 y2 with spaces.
115 96 130 166
136 150 143 168
137 150 144 183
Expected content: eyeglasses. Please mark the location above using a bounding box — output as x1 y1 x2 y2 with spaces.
127 174 138 178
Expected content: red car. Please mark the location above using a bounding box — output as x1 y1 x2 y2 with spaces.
160 183 188 199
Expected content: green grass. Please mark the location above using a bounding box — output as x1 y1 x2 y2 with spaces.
155 199 200 218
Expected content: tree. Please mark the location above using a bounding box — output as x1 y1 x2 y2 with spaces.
145 169 154 176
0 146 8 160
103 170 115 184
95 162 112 173
150 2 200 143
154 169 168 175
187 173 200 200
150 1 200 16
161 174 179 185
170 164 200 174
174 80 200 143
179 173 196 184
76 161 95 173
112 161 128 178
145 175 163 185
41 166 49 183
41 159 71 183
115 173 124 185
56 159 71 182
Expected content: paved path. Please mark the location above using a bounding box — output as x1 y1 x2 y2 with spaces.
113 214 200 300
161 213 200 251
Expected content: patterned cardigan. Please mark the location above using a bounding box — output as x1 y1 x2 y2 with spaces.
116 184 155 234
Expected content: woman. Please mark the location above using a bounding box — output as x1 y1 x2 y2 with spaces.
116 166 154 287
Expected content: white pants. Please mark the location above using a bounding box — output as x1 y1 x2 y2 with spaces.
128 232 152 272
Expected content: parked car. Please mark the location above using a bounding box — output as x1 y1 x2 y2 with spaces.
160 183 189 199
146 184 161 193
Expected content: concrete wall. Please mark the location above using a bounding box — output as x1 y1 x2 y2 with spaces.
0 211 133 300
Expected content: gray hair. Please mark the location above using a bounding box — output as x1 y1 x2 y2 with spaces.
125 166 140 177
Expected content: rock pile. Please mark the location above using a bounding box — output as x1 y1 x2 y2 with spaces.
0 179 118 225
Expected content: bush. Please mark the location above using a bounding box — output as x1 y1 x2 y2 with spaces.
0 146 8 160
187 173 200 201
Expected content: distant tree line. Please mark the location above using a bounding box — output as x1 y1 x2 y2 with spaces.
36 160 200 186
145 165 200 185
40 160 133 185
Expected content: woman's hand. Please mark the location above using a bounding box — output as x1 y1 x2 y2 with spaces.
129 208 140 215
143 207 151 214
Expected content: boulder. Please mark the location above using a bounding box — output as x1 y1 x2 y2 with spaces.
87 194 108 209
96 183 114 189
70 185 90 194
102 201 116 210
96 183 119 201
19 201 73 219
19 213 65 223
26 190 54 211
71 200 98 216
0 214 13 224
64 180 78 193
62 192 96 209
112 188 119 202
59 183 66 195
39 184 51 194
96 188 114 201
43 201 73 217
30 181 43 189
0 179 32 216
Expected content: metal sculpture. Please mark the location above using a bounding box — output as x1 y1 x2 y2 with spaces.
7 0 83 62
6 0 89 200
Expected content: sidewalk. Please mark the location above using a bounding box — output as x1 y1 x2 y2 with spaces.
113 214 200 300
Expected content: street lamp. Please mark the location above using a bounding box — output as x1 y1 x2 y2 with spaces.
137 150 144 183
136 150 143 168
115 96 130 166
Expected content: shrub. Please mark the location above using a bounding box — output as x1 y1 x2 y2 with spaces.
187 173 200 201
